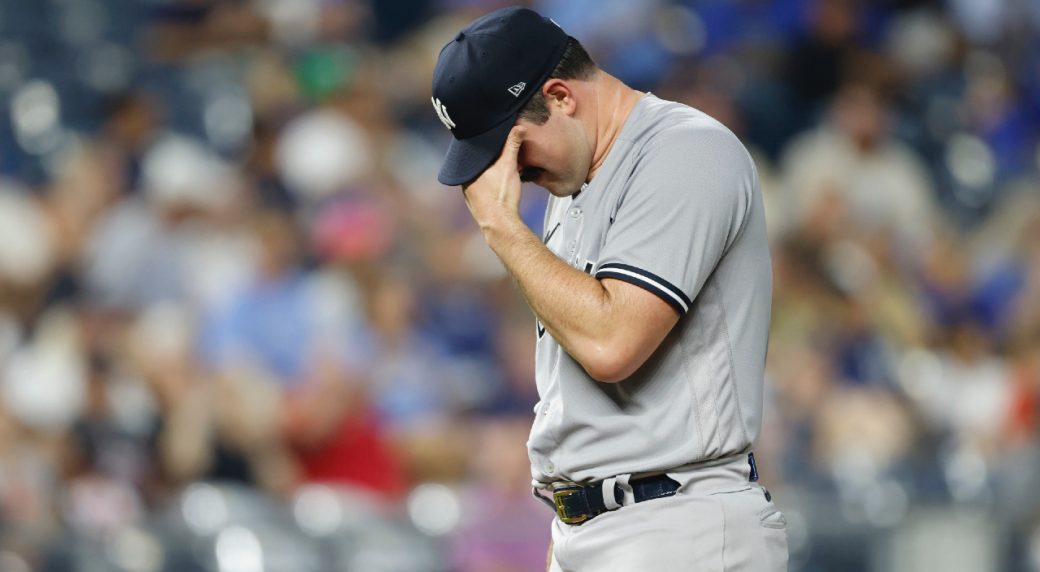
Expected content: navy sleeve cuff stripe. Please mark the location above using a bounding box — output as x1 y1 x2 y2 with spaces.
596 263 691 315
597 263 692 308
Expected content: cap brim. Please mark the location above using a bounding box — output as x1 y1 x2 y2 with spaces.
437 114 516 186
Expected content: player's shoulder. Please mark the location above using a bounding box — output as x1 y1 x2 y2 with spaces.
628 95 751 168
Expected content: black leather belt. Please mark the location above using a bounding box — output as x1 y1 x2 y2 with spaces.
533 453 760 525
534 474 680 525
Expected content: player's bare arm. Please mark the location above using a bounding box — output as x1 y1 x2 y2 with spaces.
462 127 677 383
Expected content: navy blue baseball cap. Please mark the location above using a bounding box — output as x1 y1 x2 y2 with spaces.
432 7 569 186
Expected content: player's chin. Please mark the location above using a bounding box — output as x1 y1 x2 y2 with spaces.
534 177 569 197
547 184 582 198
528 176 555 195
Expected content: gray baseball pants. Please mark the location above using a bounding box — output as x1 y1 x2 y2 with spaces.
547 454 789 571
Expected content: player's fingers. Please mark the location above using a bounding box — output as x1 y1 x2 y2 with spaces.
497 125 526 169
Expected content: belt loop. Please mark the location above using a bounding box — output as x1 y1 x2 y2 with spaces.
616 474 635 506
748 452 759 482
601 476 621 510
532 486 557 512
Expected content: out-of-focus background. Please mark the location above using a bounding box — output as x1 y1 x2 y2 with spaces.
0 0 1037 570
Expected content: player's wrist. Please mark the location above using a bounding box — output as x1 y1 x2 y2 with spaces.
479 210 533 253
478 209 524 242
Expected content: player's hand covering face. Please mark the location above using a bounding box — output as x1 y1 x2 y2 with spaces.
461 126 527 228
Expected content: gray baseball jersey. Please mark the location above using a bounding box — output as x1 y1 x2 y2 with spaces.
529 93 772 486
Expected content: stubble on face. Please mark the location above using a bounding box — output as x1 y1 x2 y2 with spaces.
519 166 544 183
522 165 583 197
515 112 591 197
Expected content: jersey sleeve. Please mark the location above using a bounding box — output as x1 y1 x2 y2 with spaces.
595 127 756 316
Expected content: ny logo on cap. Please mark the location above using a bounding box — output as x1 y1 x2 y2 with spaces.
508 82 526 97
431 97 456 130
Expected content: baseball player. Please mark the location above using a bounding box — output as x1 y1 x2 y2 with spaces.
432 7 788 571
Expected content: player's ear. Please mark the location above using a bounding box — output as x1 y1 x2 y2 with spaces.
543 79 576 116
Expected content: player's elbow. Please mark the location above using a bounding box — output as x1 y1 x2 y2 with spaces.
579 343 644 383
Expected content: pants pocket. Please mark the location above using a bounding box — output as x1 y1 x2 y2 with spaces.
758 499 787 530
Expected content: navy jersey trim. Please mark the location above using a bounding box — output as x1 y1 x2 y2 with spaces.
595 263 691 315
543 222 560 244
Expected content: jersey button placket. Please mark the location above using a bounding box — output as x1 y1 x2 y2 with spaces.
566 206 583 263
541 402 556 476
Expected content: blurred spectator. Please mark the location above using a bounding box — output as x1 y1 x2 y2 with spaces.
451 415 551 572
101 91 162 194
781 81 939 252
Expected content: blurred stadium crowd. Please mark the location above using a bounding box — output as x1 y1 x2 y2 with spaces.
0 0 1038 570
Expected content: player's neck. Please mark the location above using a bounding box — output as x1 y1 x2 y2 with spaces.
587 73 643 182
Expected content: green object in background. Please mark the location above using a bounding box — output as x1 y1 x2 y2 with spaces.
295 47 357 102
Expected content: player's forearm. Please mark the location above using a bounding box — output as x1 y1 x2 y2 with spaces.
458 127 658 381
481 214 637 381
